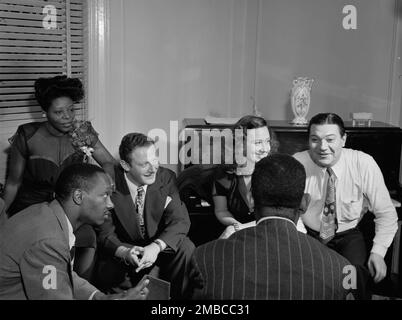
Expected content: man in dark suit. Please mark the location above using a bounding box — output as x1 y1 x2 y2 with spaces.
0 163 148 300
96 133 194 299
189 154 355 300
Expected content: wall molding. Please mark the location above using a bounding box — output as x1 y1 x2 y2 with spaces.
86 0 110 131
387 0 402 125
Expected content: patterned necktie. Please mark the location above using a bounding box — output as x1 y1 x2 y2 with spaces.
136 186 146 237
319 167 338 244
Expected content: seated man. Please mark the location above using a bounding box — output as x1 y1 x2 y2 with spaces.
96 133 195 299
189 154 354 299
293 113 398 299
0 163 148 300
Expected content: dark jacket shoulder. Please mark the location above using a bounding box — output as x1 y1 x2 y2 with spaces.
214 167 236 189
155 166 177 183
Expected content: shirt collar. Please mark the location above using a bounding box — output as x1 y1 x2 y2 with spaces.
329 150 344 179
257 216 297 228
64 215 75 250
124 173 148 195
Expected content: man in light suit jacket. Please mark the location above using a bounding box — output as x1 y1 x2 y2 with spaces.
96 133 194 299
189 154 356 300
0 163 148 300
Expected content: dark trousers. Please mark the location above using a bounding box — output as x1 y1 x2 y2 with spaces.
95 236 195 300
306 227 372 300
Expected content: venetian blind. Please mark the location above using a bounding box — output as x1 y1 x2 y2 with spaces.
0 0 86 184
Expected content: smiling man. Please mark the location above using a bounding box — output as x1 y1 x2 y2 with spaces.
0 163 148 300
96 133 194 300
294 113 398 299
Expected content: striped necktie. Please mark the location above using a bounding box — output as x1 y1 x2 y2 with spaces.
319 167 338 244
136 186 146 237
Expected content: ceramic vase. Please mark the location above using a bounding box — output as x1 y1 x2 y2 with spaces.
290 77 314 125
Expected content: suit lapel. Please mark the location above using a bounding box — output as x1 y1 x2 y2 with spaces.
112 167 143 241
49 199 70 247
144 173 165 235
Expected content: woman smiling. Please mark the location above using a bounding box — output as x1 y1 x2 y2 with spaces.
212 115 278 239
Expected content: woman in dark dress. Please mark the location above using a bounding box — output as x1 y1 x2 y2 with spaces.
212 115 278 239
1 75 116 280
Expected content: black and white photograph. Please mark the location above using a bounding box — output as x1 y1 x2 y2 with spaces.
0 0 401 313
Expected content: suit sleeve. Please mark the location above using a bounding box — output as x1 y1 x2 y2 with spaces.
96 210 134 257
96 213 124 257
157 170 191 251
188 253 206 300
71 271 99 300
20 238 96 300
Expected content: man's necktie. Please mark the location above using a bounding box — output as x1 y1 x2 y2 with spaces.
319 167 338 244
136 186 146 237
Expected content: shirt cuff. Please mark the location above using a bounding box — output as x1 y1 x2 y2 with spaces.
154 239 167 251
296 218 307 234
370 243 387 258
89 290 99 300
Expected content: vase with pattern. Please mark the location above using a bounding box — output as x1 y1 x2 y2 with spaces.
290 77 314 125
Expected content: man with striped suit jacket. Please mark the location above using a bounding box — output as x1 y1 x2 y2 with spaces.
189 154 355 300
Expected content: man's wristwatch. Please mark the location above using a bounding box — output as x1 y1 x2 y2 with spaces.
232 223 240 232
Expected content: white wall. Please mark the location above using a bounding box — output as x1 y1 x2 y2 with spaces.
90 0 259 171
255 0 402 124
88 0 402 173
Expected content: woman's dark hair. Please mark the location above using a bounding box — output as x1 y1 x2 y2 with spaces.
307 113 346 137
233 115 279 154
34 75 84 112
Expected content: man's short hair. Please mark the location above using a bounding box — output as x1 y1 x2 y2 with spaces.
119 133 155 163
54 163 105 200
307 113 346 137
252 154 306 210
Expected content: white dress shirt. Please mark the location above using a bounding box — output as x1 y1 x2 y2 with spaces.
294 148 398 257
257 216 297 228
124 173 148 204
123 173 166 250
65 215 76 261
